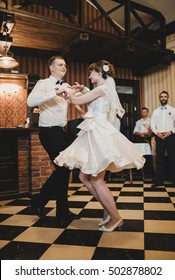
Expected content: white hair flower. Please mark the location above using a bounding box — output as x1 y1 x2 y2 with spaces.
103 64 109 72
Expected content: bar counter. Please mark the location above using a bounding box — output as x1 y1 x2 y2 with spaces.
0 127 53 199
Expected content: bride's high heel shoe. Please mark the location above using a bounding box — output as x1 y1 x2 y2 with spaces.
98 214 110 227
99 218 123 232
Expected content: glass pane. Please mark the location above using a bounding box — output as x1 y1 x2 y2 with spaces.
116 86 133 94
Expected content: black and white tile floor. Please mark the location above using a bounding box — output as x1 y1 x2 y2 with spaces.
0 179 175 260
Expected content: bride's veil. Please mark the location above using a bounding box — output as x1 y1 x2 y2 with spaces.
105 76 125 126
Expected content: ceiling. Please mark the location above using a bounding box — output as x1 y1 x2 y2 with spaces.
130 0 175 25
0 0 175 75
99 0 175 26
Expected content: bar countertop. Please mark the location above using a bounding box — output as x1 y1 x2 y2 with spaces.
0 127 39 135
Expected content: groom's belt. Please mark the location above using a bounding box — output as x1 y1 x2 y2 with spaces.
39 125 67 132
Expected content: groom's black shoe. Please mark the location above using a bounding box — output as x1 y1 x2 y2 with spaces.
56 211 80 228
29 199 45 218
151 183 164 188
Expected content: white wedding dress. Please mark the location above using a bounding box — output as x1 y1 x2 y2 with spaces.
54 84 145 176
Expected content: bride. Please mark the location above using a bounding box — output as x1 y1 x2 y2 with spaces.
54 59 145 232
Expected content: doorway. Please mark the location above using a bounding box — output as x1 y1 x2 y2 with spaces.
114 78 140 141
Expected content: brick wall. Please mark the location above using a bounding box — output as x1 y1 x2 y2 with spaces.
17 131 54 194
30 132 54 193
18 136 30 193
17 131 75 195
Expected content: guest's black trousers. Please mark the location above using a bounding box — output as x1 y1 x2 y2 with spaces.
155 134 175 184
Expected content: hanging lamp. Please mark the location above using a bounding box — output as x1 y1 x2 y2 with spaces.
0 23 19 69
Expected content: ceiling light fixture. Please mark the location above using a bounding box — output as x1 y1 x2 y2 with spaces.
0 23 19 69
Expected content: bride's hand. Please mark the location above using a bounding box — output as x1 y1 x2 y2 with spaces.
55 88 71 101
72 82 84 92
55 88 66 97
55 84 73 98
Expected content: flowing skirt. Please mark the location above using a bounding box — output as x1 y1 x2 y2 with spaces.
54 115 145 176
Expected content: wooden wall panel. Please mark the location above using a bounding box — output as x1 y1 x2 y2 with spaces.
5 54 171 126
16 55 49 79
140 35 175 115
23 3 69 22
142 63 175 115
14 0 116 34
14 55 136 120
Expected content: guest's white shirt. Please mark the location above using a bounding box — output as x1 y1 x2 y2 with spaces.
133 117 151 134
151 104 175 134
27 75 69 127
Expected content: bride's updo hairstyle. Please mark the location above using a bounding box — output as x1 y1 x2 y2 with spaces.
89 60 115 79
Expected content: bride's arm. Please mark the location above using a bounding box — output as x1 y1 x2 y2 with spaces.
74 105 86 117
69 86 104 105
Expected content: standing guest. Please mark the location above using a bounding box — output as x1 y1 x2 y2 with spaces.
133 107 155 180
54 60 145 232
27 55 86 227
133 107 152 143
151 91 175 187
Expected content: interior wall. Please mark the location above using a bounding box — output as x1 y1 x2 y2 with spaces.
0 0 142 122
0 74 28 127
2 1 174 121
8 55 138 120
1 45 174 126
140 35 175 115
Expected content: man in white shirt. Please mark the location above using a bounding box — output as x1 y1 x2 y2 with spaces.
133 107 151 143
151 91 175 187
133 107 155 180
27 55 85 227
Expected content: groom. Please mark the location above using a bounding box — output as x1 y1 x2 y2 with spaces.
27 55 80 227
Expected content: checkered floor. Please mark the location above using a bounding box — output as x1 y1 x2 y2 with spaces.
0 177 175 260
